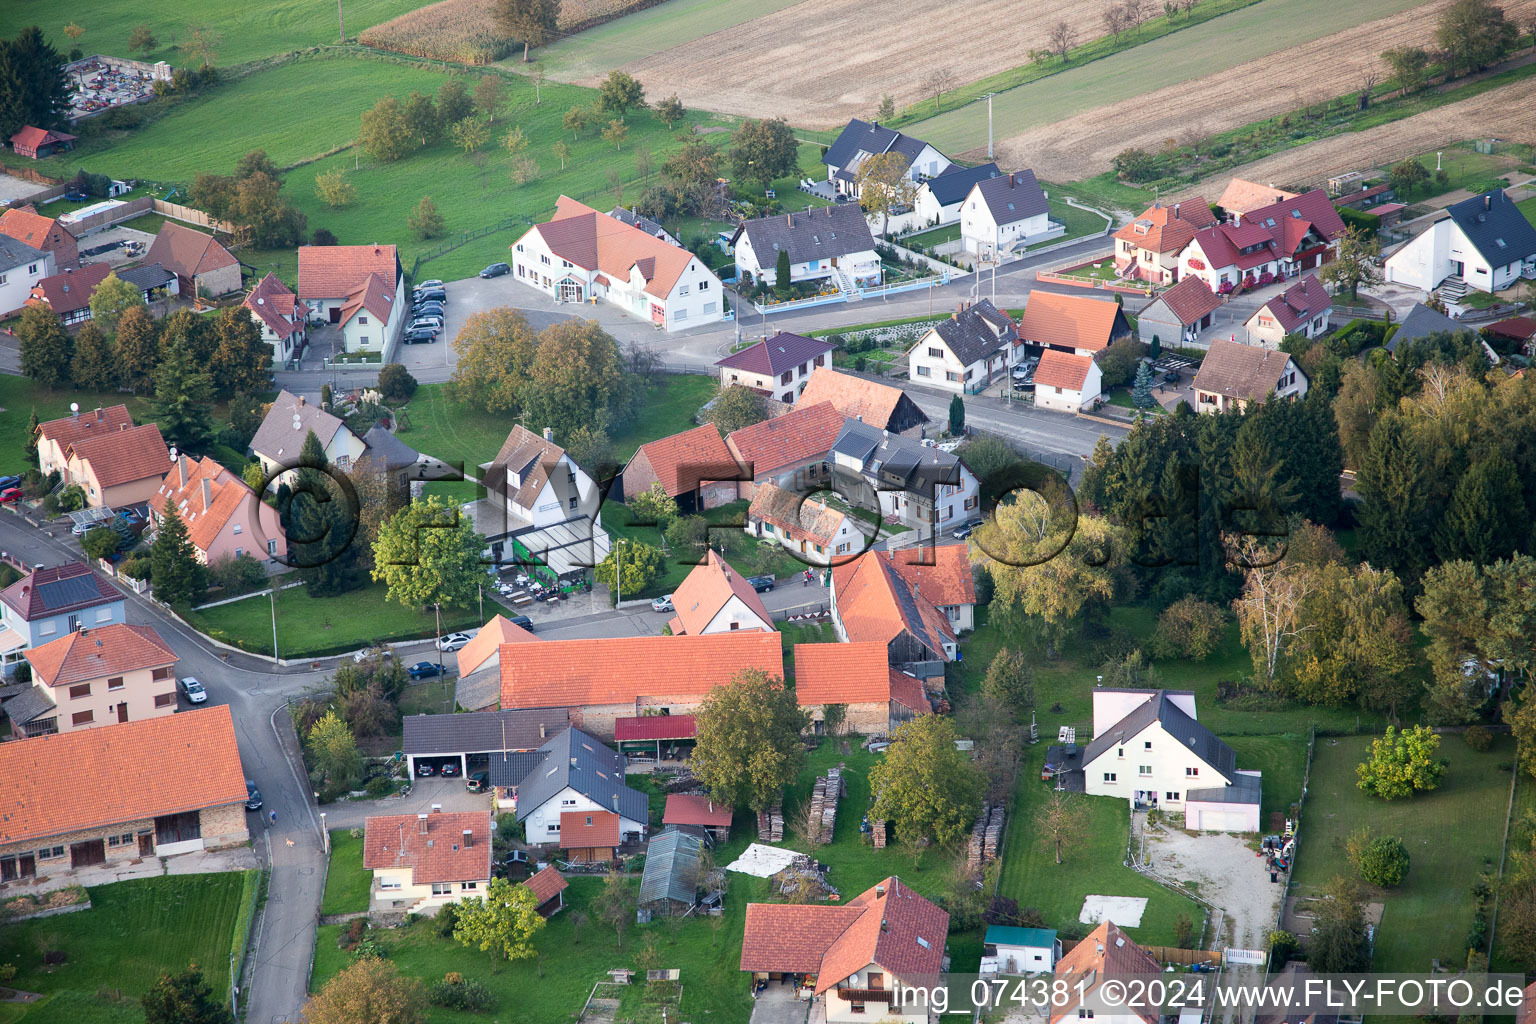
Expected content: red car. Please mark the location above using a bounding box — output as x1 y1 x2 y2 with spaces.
0 488 22 504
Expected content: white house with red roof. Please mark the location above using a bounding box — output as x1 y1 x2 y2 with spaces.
510 196 724 331
1244 274 1333 345
243 272 307 366
1033 350 1102 413
296 243 405 357
1178 189 1344 294
740 876 949 1018
363 809 492 915
665 551 774 636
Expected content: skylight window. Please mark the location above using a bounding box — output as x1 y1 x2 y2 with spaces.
917 936 930 949
1290 209 1301 218
1496 238 1506 247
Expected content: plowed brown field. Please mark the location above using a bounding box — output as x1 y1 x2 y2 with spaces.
576 0 1125 129
989 0 1536 182
1168 76 1536 196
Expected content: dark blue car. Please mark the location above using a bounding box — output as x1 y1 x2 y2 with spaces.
408 661 442 679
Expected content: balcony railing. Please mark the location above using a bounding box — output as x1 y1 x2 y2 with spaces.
835 987 893 1003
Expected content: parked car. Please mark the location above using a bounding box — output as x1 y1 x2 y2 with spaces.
0 475 20 491
479 262 510 278
70 520 95 536
436 632 472 652
403 329 437 345
352 645 393 663
746 574 775 592
0 488 22 505
245 780 263 811
179 677 207 703
439 762 461 777
407 661 442 679
411 297 445 311
507 615 534 631
651 594 674 613
413 288 446 303
409 316 444 331
417 279 444 289
411 305 445 320
466 771 490 793
416 762 436 777
951 519 983 540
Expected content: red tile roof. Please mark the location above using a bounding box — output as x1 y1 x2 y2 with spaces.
1154 276 1223 326
739 877 949 989
560 809 621 848
726 401 844 480
528 196 703 301
28 263 110 315
144 222 237 280
664 793 733 828
0 207 77 267
613 714 697 741
25 622 176 687
669 551 774 637
10 127 76 151
1033 350 1096 391
457 614 539 677
881 546 975 607
523 864 568 904
243 272 303 338
0 562 122 622
1017 292 1127 354
0 705 247 845
67 422 170 489
1486 316 1536 341
795 367 906 428
1113 198 1217 256
153 455 263 555
1186 224 1277 272
629 423 740 498
297 243 398 301
748 483 853 550
1251 273 1331 333
1050 922 1161 1024
501 632 783 709
1216 179 1298 216
37 404 133 449
831 552 955 659
364 810 492 885
795 641 899 705
338 271 396 326
888 670 930 713
1239 189 1347 249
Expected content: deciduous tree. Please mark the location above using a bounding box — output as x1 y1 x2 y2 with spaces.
359 96 410 162
473 74 507 122
494 0 560 61
704 384 767 434
453 877 546 961
870 715 983 847
1436 0 1519 75
562 105 587 139
1388 158 1430 200
301 955 425 1024
521 319 639 438
1319 224 1382 301
595 540 663 596
552 139 571 169
451 116 490 153
692 667 809 812
653 94 685 128
88 271 145 334
128 26 159 56
315 167 356 208
592 868 635 949
1356 725 1446 800
855 151 917 237
1309 875 1372 971
1047 20 1076 62
1034 790 1089 865
981 502 1117 657
371 495 484 608
1381 46 1431 95
601 119 628 151
142 964 231 1024
628 481 679 525
920 68 957 111
407 195 445 239
875 94 895 121
728 117 799 189
401 90 440 149
450 308 538 413
1346 828 1410 886
597 71 645 121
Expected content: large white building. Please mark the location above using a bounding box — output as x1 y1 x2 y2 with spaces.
959 170 1060 256
514 728 648 847
906 299 1017 393
0 233 52 318
823 118 952 199
1385 189 1536 295
510 197 724 332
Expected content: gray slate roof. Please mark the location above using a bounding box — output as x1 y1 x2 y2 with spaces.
639 827 702 907
868 433 962 497
831 418 885 462
733 204 876 267
361 425 421 473
824 119 935 174
926 162 1002 207
249 390 349 463
1446 190 1536 266
1 685 56 727
1186 771 1261 806
0 233 45 273
607 206 677 244
513 726 648 824
1083 690 1235 783
1385 302 1465 353
972 170 1049 226
116 263 175 292
488 750 548 788
402 708 572 757
926 298 1016 367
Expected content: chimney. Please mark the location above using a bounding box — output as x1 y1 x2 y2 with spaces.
875 882 886 897
431 803 442 814
1173 203 1181 220
297 395 306 406
612 794 619 810
94 407 103 422
542 427 554 442
462 829 473 848
417 813 429 835
539 722 547 739
1485 194 1492 210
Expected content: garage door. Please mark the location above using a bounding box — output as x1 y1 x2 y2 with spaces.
1194 807 1249 832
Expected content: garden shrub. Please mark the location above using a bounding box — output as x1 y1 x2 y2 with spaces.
1151 596 1226 662
1347 829 1410 886
428 973 496 1011
1463 725 1492 752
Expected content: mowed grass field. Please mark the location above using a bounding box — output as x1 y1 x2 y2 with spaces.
6 53 730 286
0 874 249 1024
1290 733 1516 971
903 0 1435 155
0 0 406 67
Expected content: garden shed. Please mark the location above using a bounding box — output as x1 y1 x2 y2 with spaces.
639 828 702 919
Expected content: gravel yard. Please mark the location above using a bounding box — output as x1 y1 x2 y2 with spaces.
1143 821 1282 951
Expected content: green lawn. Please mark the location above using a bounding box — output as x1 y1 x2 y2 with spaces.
322 829 373 915
400 374 718 503
0 0 410 68
7 53 729 288
1225 734 1309 822
0 375 153 477
1386 142 1522 202
182 579 488 657
906 223 962 248
1000 746 1203 947
902 0 1433 154
1291 733 1517 971
0 874 249 1024
1519 194 1536 230
1035 197 1111 249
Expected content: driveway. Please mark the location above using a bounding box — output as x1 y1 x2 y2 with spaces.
392 274 581 378
749 980 809 1024
1142 820 1282 951
315 778 495 831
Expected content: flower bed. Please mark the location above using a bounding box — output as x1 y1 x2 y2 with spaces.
0 886 90 923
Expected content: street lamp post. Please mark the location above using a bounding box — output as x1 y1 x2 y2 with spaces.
614 538 627 606
269 587 278 661
434 601 443 674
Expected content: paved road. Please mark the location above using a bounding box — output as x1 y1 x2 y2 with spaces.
0 513 329 1024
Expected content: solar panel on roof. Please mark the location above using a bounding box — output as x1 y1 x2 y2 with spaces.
36 575 103 610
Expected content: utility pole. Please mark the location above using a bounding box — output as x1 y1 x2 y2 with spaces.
338 0 345 42
985 93 996 160
269 588 278 661
434 602 443 674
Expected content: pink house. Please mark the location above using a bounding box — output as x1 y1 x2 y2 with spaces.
152 456 287 564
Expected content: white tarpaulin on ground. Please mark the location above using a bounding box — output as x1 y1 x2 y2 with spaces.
725 843 800 878
1079 895 1148 927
